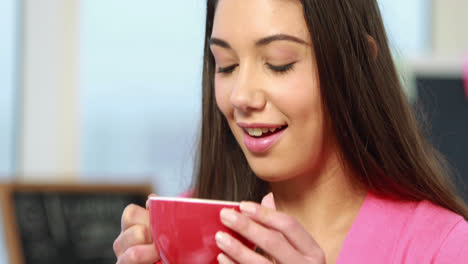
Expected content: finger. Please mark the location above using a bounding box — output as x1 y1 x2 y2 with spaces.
217 252 236 264
239 202 320 257
116 244 160 264
260 192 276 210
121 204 150 231
145 193 157 209
220 209 299 263
215 231 272 264
114 224 153 257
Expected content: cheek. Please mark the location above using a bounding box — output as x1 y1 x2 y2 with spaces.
272 70 322 121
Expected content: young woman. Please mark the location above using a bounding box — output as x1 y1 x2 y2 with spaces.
113 0 468 263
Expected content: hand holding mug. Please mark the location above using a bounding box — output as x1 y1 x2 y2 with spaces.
114 194 161 264
216 193 326 264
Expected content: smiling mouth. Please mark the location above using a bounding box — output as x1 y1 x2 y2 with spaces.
244 125 288 138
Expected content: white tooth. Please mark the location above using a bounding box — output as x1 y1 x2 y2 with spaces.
269 128 276 133
253 128 262 136
246 128 262 136
262 128 269 133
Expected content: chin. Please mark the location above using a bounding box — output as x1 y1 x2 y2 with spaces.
249 164 294 183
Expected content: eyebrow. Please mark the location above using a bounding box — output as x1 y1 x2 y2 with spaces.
209 34 309 49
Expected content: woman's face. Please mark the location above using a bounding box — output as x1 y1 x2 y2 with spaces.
211 0 331 182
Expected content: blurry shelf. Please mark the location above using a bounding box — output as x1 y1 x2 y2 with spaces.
408 55 465 78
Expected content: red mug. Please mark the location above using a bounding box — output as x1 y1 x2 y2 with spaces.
149 197 254 264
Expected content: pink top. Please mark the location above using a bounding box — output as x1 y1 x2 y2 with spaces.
337 191 468 263
178 190 467 263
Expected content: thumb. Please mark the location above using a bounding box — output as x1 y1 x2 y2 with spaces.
146 193 157 209
261 192 276 210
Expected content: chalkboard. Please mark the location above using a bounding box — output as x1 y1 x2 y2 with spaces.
415 76 468 202
0 183 152 264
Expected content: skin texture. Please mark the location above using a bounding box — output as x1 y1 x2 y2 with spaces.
211 0 327 183
113 195 160 264
114 1 367 263
215 193 326 264
211 1 365 263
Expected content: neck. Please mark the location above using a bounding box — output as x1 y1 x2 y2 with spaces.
269 151 367 238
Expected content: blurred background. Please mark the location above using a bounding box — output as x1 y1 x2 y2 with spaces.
0 0 467 263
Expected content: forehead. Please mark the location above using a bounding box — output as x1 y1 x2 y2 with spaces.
212 0 310 43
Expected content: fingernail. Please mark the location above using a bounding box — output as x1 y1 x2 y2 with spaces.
215 231 231 249
217 253 233 264
240 202 257 216
220 209 237 226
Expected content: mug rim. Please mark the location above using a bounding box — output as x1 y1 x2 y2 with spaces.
150 196 240 206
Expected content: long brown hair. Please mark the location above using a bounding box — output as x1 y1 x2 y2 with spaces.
193 0 468 219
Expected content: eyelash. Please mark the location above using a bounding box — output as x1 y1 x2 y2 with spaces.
268 62 295 74
217 62 296 75
217 64 238 74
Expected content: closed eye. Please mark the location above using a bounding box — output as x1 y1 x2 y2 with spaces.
217 62 295 75
217 64 238 74
267 62 296 74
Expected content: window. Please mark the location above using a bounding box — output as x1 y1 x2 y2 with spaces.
79 1 205 195
378 0 431 56
0 0 18 262
0 0 18 178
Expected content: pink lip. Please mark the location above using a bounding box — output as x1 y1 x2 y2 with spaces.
238 123 287 153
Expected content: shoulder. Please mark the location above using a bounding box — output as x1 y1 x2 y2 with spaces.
319 192 467 263
386 198 468 263
433 217 468 263
413 201 468 263
365 192 465 234
405 199 465 236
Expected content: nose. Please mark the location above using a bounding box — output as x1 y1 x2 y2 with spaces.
230 64 266 113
